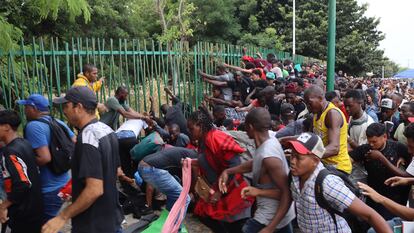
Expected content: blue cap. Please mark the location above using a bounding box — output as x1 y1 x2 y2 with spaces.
17 94 50 112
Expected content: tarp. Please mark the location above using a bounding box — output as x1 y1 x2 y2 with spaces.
394 69 414 79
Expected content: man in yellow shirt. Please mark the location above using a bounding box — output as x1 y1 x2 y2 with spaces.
72 64 105 118
304 85 352 174
72 64 104 92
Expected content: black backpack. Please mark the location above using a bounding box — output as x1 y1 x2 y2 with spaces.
32 117 74 175
314 166 365 232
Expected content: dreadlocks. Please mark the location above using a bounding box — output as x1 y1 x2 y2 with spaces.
188 108 214 134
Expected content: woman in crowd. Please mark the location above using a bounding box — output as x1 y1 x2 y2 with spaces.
187 108 254 233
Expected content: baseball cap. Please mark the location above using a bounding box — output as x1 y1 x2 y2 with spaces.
17 94 49 112
285 82 298 94
287 132 326 158
381 98 394 109
281 103 295 114
266 72 276 80
53 86 97 108
241 55 254 63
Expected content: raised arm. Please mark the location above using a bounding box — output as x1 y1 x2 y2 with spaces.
118 108 146 120
201 77 228 87
244 88 257 105
223 63 252 73
209 97 234 107
346 195 392 233
149 96 156 118
359 182 414 221
164 87 181 104
385 176 414 187
197 70 222 80
235 102 254 112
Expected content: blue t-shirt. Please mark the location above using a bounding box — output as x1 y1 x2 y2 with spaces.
25 116 73 193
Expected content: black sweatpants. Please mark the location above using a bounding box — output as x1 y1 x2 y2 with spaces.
198 217 247 233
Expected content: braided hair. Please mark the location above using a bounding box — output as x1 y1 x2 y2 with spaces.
188 107 214 135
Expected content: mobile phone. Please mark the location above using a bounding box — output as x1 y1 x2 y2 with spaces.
393 225 402 233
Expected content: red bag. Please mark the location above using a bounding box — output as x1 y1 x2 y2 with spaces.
194 174 254 222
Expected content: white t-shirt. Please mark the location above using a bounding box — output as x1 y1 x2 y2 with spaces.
349 112 375 145
394 123 408 145
406 160 414 176
116 119 148 138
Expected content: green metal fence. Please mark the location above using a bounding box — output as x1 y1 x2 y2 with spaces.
0 37 320 116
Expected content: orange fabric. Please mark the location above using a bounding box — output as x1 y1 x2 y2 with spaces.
10 155 29 184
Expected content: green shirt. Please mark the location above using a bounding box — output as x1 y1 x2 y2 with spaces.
282 69 289 78
100 97 129 130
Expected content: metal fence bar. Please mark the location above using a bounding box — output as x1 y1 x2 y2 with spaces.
0 37 322 118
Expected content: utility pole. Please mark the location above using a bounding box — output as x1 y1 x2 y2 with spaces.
293 0 296 56
327 0 336 91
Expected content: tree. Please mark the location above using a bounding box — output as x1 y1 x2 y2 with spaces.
155 0 196 42
0 0 90 50
189 0 241 43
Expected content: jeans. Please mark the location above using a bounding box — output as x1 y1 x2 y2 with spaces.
42 187 64 223
138 165 190 212
367 217 402 233
242 218 293 233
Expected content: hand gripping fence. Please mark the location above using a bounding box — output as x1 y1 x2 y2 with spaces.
161 158 192 233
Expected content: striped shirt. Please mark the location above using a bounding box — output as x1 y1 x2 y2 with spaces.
291 163 355 233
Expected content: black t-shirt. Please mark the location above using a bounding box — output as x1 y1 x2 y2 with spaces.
227 77 254 102
293 102 306 118
1 138 43 230
143 147 197 173
267 99 281 116
72 120 123 233
165 98 189 136
252 80 268 89
350 140 410 219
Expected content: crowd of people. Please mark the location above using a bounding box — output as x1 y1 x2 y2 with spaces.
1 53 414 233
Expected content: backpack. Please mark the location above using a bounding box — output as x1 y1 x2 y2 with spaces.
33 117 74 175
314 166 364 232
289 165 365 233
129 132 164 162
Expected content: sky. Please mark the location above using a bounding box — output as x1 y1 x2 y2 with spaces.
356 0 414 68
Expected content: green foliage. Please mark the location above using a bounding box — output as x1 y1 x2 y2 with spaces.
157 0 196 42
239 27 285 51
30 0 91 22
190 0 241 43
0 16 22 51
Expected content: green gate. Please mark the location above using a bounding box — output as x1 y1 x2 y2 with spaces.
0 37 318 116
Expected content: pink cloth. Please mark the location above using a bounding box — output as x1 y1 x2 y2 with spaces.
161 158 192 233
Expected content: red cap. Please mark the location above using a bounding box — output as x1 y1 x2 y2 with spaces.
287 140 312 155
242 55 254 63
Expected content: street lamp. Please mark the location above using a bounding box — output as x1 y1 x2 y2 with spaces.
293 0 296 56
327 0 336 91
